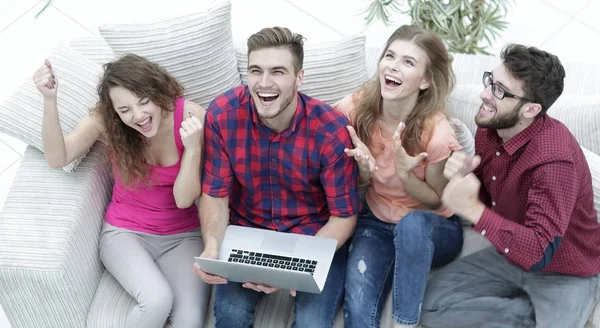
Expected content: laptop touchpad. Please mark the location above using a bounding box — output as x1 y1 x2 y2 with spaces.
261 232 298 253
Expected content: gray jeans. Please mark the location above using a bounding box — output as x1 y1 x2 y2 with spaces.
99 222 210 328
420 247 599 328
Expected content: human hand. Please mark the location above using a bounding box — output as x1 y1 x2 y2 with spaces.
242 282 296 297
391 122 428 180
344 125 378 175
193 248 227 284
443 151 481 180
180 113 203 151
441 173 485 223
32 59 57 98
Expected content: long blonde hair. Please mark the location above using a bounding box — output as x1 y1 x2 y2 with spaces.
354 25 455 155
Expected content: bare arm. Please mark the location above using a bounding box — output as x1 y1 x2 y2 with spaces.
400 159 448 210
173 101 206 208
35 61 103 168
42 98 103 168
193 193 230 284
315 214 358 250
199 193 229 252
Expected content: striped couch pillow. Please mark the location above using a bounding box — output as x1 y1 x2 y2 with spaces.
99 0 241 109
236 35 368 106
0 44 102 172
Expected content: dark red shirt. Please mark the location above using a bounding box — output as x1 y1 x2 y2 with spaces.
473 114 600 277
202 85 360 235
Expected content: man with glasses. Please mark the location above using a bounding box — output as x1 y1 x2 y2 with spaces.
419 44 600 327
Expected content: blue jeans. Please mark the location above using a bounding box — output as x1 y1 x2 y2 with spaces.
344 208 463 327
214 244 348 328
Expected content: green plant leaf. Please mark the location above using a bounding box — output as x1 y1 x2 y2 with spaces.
35 0 52 18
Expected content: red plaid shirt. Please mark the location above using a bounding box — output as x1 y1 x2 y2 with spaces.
473 114 600 277
202 85 360 235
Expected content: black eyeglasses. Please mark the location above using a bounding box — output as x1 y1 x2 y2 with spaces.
482 71 535 103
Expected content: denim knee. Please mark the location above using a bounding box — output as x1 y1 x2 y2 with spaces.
395 211 432 240
214 284 258 328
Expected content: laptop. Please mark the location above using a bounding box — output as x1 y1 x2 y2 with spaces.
194 225 338 294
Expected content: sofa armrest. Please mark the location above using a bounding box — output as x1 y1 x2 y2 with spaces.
0 143 113 328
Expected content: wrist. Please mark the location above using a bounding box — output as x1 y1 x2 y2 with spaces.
359 168 371 182
184 147 202 156
396 170 411 182
461 201 486 225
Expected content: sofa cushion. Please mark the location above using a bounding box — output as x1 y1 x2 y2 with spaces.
98 0 240 109
449 117 475 157
68 37 116 66
582 147 600 223
447 85 600 156
583 146 600 328
88 270 298 328
236 35 368 105
0 44 102 172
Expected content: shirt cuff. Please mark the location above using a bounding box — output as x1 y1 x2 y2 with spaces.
473 207 506 244
201 172 233 198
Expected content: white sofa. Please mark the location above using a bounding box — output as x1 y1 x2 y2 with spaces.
1 5 599 328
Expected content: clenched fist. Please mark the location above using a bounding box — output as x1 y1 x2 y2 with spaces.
32 59 57 98
180 114 203 151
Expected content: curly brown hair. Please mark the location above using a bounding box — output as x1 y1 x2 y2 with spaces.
96 54 183 186
354 25 455 155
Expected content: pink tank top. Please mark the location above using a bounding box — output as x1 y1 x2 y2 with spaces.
104 98 200 235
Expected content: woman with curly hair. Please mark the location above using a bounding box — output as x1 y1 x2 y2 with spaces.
334 25 464 328
33 54 210 328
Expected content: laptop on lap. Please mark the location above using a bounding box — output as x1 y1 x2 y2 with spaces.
194 225 337 294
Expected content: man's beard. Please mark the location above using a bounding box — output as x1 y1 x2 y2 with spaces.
475 102 521 130
261 92 294 120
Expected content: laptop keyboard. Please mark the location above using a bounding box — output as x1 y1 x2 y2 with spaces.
228 249 317 275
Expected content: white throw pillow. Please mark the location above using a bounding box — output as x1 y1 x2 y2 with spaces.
98 0 240 109
582 147 600 223
68 37 116 66
447 85 600 156
236 35 368 105
0 44 102 172
447 85 480 137
449 117 475 157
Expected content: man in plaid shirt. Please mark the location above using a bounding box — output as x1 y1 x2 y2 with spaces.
419 44 600 328
193 26 360 327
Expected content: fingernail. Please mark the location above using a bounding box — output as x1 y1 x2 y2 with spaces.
344 148 349 152
399 121 405 127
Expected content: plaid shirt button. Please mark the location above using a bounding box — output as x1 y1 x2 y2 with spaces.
504 248 509 254
481 229 486 236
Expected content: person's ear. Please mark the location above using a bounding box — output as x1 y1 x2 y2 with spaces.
296 68 304 88
522 102 542 119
